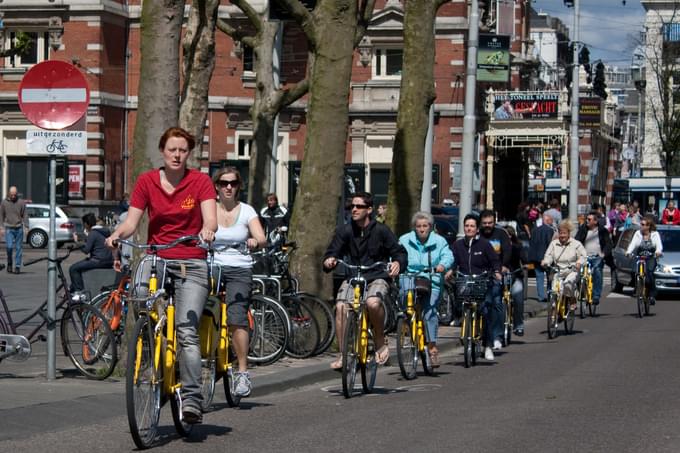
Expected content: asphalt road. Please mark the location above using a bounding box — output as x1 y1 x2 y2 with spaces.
1 267 679 452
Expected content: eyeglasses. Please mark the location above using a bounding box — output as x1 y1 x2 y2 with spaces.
350 203 369 210
217 179 240 188
640 222 649 226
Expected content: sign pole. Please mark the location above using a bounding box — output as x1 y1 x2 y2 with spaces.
46 155 57 380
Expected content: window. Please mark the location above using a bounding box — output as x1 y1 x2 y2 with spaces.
372 47 403 79
236 134 253 159
243 45 254 73
4 30 50 68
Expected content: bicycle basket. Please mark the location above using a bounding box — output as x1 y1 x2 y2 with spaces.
455 276 489 299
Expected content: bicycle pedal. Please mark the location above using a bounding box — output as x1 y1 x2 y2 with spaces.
36 334 47 343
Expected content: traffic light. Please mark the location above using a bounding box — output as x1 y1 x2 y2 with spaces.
579 46 592 84
564 0 574 6
592 61 608 99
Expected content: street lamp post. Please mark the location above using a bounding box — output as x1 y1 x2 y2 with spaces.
568 0 580 224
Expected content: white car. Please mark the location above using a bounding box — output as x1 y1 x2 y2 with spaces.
25 204 84 248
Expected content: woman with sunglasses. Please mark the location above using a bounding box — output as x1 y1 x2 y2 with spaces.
106 127 217 424
211 167 266 397
625 215 663 305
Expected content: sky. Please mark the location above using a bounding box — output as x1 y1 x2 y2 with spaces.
530 0 647 67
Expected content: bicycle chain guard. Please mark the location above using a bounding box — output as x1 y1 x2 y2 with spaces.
0 334 32 362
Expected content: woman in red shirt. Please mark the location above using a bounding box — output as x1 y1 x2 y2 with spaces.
107 127 217 424
662 200 680 225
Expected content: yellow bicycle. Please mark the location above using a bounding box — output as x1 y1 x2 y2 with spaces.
396 272 435 380
576 255 598 318
633 250 654 318
120 235 204 449
546 265 576 339
456 272 490 368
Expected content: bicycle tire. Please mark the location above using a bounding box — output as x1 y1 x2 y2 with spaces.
396 316 417 380
503 295 512 347
295 293 335 355
381 296 398 334
342 310 359 398
547 294 558 339
589 303 596 317
170 386 193 437
437 287 455 325
283 296 320 359
248 295 290 365
636 276 645 318
471 311 479 367
200 358 216 411
643 285 651 316
224 368 242 407
0 313 9 365
578 280 587 319
60 302 117 380
462 307 473 368
564 303 575 334
126 316 161 449
360 317 377 394
420 345 434 376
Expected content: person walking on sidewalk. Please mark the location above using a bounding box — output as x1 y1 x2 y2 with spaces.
212 167 266 398
529 212 556 303
323 191 407 370
448 213 501 361
69 213 114 296
105 126 217 425
479 209 511 352
398 211 453 368
575 211 613 308
0 186 28 274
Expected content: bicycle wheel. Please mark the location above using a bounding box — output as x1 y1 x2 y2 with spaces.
643 285 651 316
396 316 417 380
199 358 216 411
283 296 320 359
503 297 512 347
564 301 575 334
126 316 161 449
60 302 117 380
420 345 434 376
296 293 335 355
471 312 480 367
437 286 454 325
636 277 645 318
360 320 377 394
248 295 289 365
462 307 473 368
170 387 193 437
547 294 558 339
224 368 242 407
577 280 587 319
342 310 359 398
91 289 125 334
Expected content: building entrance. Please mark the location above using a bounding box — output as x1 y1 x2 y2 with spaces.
493 148 527 221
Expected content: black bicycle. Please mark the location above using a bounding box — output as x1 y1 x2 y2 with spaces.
0 247 117 379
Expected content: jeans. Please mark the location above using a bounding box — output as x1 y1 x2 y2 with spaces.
589 256 604 303
485 280 504 346
69 258 113 292
534 263 547 302
511 278 524 329
399 276 440 344
5 226 23 268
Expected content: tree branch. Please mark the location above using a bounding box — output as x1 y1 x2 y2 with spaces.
216 18 254 43
354 0 377 47
274 0 316 46
273 77 310 111
231 0 264 34
435 0 450 9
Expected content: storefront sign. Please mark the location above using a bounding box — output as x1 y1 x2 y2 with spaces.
477 34 510 82
579 97 602 129
493 92 559 120
68 163 85 199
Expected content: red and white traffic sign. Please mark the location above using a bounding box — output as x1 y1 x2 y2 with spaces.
18 60 90 130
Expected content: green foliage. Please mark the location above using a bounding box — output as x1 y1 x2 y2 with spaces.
0 31 34 58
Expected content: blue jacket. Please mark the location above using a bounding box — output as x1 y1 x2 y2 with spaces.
399 231 454 289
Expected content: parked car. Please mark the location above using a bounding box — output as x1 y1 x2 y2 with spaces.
434 216 457 246
25 204 84 249
611 224 680 293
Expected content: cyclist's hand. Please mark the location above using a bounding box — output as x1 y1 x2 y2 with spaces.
501 265 509 274
388 261 400 277
435 264 445 273
105 235 118 250
199 228 215 243
445 269 454 281
246 238 258 250
113 259 122 273
323 257 337 270
656 251 663 258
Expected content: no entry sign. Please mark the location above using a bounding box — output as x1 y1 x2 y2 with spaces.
18 60 90 130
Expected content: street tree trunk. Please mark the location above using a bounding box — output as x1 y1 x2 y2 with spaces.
131 0 184 178
179 0 219 169
281 0 375 298
386 0 444 236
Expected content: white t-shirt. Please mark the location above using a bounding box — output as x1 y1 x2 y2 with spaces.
213 203 258 268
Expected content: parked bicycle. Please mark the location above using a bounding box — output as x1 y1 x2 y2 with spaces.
0 246 116 379
455 271 490 368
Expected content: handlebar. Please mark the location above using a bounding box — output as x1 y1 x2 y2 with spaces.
336 259 389 274
113 235 200 253
23 244 78 267
199 241 249 255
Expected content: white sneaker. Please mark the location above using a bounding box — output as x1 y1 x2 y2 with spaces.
484 347 495 361
234 371 252 397
493 339 503 351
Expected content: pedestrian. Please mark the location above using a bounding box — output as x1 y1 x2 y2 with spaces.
544 198 562 224
503 225 526 336
661 200 680 225
259 193 289 245
376 203 387 223
0 186 28 274
575 211 614 308
528 212 556 303
69 213 114 297
516 202 532 241
105 126 217 424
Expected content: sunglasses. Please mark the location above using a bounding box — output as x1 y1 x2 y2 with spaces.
350 203 369 210
217 179 240 188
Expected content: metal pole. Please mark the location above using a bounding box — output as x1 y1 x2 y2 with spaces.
569 0 580 224
270 22 283 194
636 90 643 178
421 103 434 212
458 0 479 236
46 155 57 380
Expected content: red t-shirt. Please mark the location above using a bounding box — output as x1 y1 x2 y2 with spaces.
130 168 215 260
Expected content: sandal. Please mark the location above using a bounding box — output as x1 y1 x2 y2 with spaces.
375 344 390 365
429 349 440 368
330 358 343 370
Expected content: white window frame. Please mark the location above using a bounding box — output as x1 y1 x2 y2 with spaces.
234 132 253 160
3 29 50 68
371 46 403 80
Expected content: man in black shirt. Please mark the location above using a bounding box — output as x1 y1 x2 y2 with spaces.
259 193 289 245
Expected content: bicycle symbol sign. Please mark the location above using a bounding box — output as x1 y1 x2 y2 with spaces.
46 139 68 153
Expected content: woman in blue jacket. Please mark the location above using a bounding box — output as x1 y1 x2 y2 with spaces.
399 211 454 367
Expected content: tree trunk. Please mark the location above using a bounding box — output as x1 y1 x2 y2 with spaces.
248 21 279 208
179 0 219 169
385 1 439 236
131 0 185 179
288 1 360 299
